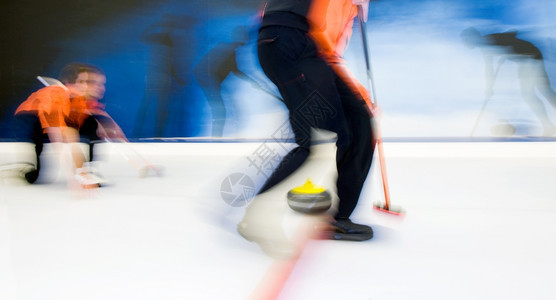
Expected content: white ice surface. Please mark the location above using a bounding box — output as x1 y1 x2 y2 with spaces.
1 141 556 300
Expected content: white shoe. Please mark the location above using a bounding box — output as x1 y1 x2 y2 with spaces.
80 162 107 184
75 169 105 187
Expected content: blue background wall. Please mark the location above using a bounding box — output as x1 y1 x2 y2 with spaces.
1 0 555 139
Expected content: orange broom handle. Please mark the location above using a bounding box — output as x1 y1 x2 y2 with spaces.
375 121 391 210
357 5 391 209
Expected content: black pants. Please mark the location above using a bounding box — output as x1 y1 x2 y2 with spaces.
257 25 375 219
79 115 101 161
13 114 45 183
13 113 100 182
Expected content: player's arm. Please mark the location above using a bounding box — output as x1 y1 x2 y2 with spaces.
44 127 64 143
41 87 72 143
330 63 373 108
96 115 128 141
310 0 373 107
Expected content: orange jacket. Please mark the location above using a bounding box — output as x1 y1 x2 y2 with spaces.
308 0 372 106
308 0 358 63
15 86 71 129
15 85 90 129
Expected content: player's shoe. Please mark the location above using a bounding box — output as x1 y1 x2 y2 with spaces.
79 162 107 185
74 168 105 188
0 162 37 184
326 218 374 241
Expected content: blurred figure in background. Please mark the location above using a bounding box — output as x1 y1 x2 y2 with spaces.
134 14 192 138
193 26 251 137
237 0 376 258
461 27 556 136
194 25 276 137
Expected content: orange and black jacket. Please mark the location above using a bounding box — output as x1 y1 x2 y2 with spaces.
15 85 89 130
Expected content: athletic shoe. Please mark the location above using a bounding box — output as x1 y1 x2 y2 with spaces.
327 218 373 241
79 162 108 185
74 168 103 188
12 163 38 184
82 162 106 180
23 168 39 184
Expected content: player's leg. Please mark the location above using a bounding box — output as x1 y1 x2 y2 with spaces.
13 113 44 183
518 62 556 136
334 77 374 219
238 26 333 258
257 26 373 241
77 115 109 185
79 115 99 161
534 61 556 109
257 25 348 194
256 26 313 194
327 77 375 240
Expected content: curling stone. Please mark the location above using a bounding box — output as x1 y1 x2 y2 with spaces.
287 178 331 214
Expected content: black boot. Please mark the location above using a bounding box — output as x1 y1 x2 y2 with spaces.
328 218 373 241
24 169 39 183
24 154 40 184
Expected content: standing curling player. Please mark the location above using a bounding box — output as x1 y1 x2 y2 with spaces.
239 0 376 248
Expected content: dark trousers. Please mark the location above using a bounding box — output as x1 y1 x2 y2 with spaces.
257 26 375 219
13 113 100 182
13 114 45 182
79 115 101 161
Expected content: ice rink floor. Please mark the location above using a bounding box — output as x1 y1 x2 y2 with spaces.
1 139 556 300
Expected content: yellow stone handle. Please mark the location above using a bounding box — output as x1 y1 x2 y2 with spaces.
290 178 326 194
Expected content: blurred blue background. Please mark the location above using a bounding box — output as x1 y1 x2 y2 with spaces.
1 0 555 139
